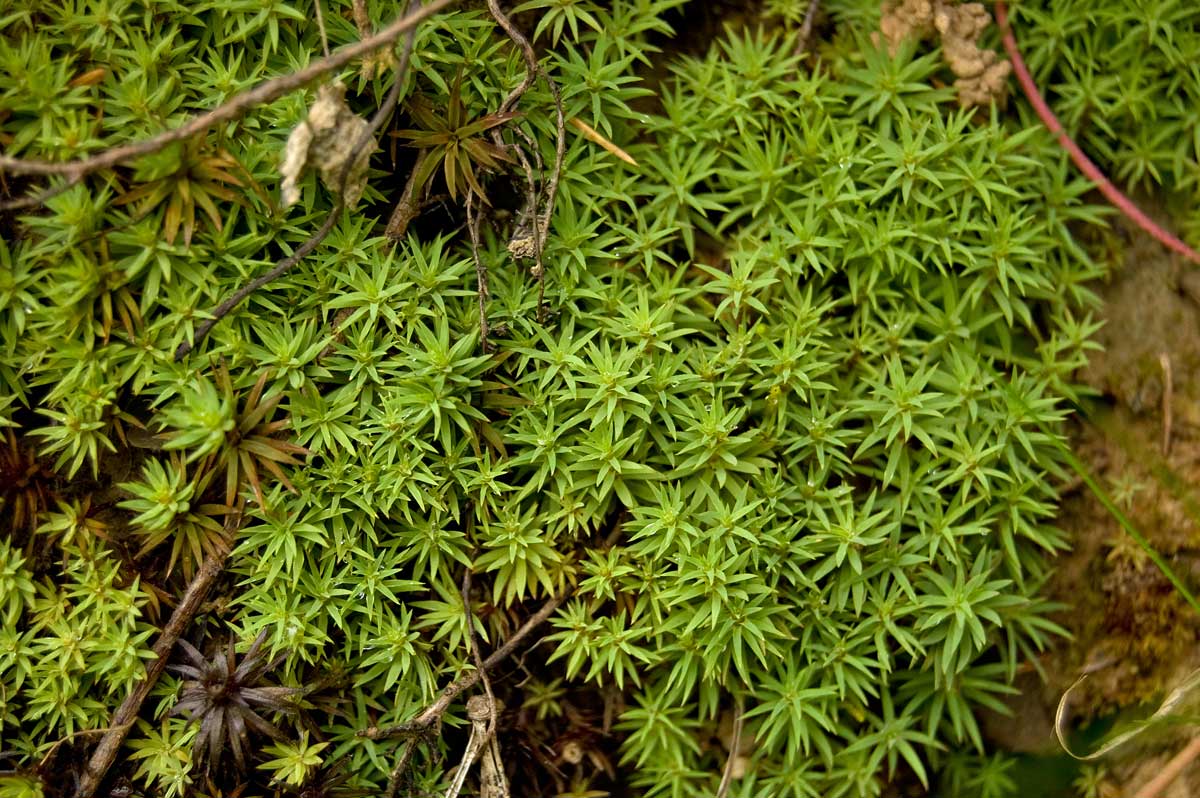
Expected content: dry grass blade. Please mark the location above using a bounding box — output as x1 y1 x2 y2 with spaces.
1055 667 1200 760
568 117 638 166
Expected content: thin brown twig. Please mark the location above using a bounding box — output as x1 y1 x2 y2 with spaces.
36 728 113 772
75 511 242 798
1160 352 1173 457
499 129 548 324
715 698 744 798
0 0 454 183
383 740 418 798
384 149 429 241
535 102 563 323
0 175 84 212
446 567 509 798
795 0 821 57
533 85 564 324
466 192 492 353
176 210 342 360
485 0 566 324
359 589 569 741
511 121 544 178
507 138 543 253
175 6 425 361
1133 735 1200 798
504 128 548 321
483 0 540 320
528 197 548 319
489 5 537 117
462 569 498 743
313 0 331 58
381 559 518 796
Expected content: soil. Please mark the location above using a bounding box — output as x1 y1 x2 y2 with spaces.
982 200 1200 795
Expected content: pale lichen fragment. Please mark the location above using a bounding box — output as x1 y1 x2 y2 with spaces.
280 81 372 208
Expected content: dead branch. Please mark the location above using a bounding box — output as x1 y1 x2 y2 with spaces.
75 512 242 798
382 739 419 798
383 562 507 798
0 0 455 206
175 6 425 361
360 589 569 742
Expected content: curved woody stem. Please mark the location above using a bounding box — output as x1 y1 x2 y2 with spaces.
993 0 1200 265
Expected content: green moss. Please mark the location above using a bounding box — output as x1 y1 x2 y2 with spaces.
1010 0 1200 244
0 1 1159 796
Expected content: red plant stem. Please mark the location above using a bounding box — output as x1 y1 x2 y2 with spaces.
993 0 1200 265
